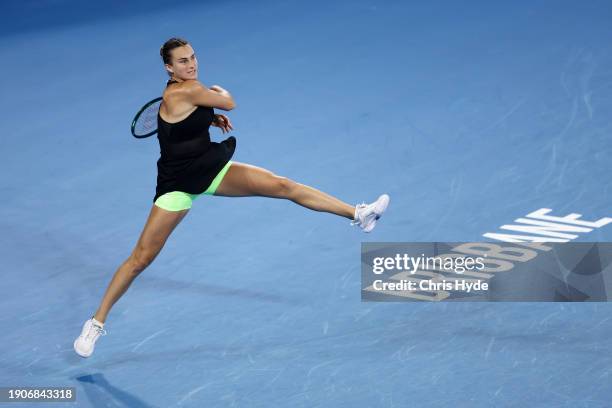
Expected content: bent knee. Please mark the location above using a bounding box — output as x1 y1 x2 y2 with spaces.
129 248 159 273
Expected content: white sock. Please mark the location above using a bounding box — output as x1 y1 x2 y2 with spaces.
91 317 104 328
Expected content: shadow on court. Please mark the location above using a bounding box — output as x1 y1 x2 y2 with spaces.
76 373 158 408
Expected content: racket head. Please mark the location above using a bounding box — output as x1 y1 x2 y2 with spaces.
131 97 163 138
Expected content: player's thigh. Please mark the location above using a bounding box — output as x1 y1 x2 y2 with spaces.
131 205 189 265
214 161 285 197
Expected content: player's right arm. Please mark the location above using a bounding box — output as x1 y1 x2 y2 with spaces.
184 80 236 111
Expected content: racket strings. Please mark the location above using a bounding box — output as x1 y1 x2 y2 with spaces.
134 100 162 136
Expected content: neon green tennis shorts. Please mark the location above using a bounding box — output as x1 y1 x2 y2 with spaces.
154 160 233 212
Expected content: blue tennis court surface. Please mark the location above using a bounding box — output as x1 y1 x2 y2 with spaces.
1 0 611 406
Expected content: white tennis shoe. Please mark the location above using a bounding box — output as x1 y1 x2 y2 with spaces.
351 194 390 233
74 317 106 358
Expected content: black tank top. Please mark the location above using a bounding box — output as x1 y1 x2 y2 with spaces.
153 79 236 202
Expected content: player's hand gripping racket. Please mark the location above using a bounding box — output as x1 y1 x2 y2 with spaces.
131 97 162 138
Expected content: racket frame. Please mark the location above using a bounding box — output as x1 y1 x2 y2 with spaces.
131 96 163 138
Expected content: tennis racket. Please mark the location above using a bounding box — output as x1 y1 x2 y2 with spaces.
131 97 162 138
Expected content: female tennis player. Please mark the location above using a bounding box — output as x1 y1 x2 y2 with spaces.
74 37 389 357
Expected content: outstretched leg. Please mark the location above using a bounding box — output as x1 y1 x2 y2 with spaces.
213 161 355 219
93 204 190 323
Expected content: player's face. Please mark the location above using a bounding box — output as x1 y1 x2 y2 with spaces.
167 45 198 81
